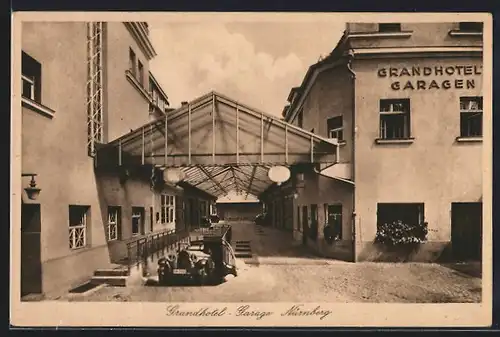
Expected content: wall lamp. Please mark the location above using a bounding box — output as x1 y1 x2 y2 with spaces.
22 173 41 200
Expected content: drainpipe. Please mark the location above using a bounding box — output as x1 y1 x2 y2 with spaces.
346 49 357 263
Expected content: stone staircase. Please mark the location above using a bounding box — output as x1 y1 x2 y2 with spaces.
90 267 129 287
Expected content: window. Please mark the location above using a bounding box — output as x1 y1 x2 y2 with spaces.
160 194 175 225
379 99 411 140
326 204 342 240
138 60 144 86
69 206 89 250
378 23 402 32
327 116 343 140
377 203 425 230
132 207 144 236
149 78 154 94
129 48 136 76
459 22 483 32
297 109 304 128
460 97 483 137
107 206 121 241
22 51 42 102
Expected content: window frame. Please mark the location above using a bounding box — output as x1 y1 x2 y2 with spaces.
327 115 344 141
160 194 176 225
21 51 42 103
69 206 89 250
378 23 402 33
376 203 425 230
137 60 145 87
458 22 483 32
107 206 121 241
131 207 144 236
129 48 137 76
459 96 483 138
378 98 412 141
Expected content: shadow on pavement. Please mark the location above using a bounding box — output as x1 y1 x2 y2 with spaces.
440 262 482 278
144 277 226 287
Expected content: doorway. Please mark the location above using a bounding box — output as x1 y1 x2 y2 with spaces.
310 204 318 241
301 205 308 245
131 207 145 236
451 202 482 261
21 203 42 298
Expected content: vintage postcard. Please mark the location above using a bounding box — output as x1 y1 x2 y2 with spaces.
10 11 492 327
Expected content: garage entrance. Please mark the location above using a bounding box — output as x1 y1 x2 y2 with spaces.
451 202 483 262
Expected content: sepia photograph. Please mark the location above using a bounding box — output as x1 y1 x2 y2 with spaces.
10 12 492 327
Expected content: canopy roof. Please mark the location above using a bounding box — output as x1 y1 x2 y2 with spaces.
99 91 337 199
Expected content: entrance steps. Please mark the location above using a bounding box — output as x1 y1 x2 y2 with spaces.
90 267 129 287
234 240 253 258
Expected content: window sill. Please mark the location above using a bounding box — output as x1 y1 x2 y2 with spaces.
449 30 483 37
22 96 55 119
456 136 482 143
375 138 415 145
348 31 413 39
125 70 152 103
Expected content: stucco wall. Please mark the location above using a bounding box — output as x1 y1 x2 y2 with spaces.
292 171 354 261
21 22 112 294
106 22 153 141
353 56 483 261
300 65 354 163
347 22 483 49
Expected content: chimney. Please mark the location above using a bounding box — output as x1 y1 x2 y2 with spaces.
181 101 189 107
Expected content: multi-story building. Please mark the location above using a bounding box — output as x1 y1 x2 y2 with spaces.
19 21 215 299
267 22 484 262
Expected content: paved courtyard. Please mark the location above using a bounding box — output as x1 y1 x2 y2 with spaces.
60 222 482 303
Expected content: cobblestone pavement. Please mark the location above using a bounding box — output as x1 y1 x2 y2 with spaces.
61 222 482 303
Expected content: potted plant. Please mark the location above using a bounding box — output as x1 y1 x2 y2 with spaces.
375 220 429 259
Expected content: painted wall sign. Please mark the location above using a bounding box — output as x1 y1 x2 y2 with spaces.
377 65 482 91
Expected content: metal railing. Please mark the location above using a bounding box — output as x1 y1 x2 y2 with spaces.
125 224 233 274
126 228 190 272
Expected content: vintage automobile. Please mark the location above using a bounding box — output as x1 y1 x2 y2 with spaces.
157 225 236 286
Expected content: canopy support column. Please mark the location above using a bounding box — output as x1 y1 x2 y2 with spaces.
285 124 289 164
164 112 168 166
118 139 122 166
141 126 145 165
188 104 192 165
260 114 264 163
212 95 216 165
236 105 240 164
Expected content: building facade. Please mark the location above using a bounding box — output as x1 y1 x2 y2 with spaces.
20 21 215 298
273 22 484 262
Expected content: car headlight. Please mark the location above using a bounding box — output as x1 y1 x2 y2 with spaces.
191 254 197 261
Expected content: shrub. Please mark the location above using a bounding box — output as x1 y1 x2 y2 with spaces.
375 220 428 247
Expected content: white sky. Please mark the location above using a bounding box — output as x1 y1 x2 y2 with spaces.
149 20 345 117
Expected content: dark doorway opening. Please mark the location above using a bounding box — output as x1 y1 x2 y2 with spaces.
309 204 318 241
451 202 482 261
132 206 145 236
21 203 42 298
302 205 308 246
